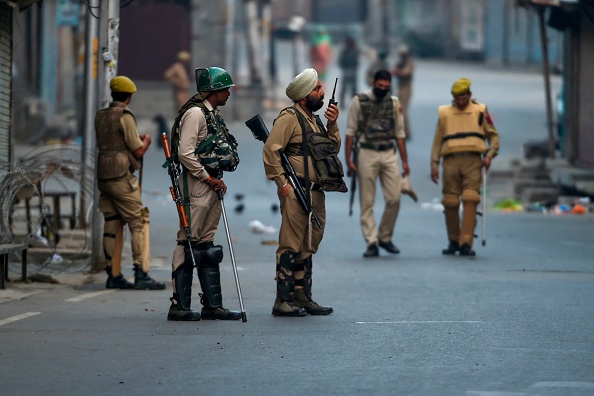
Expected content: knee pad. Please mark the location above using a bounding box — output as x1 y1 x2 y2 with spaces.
461 190 481 204
103 214 122 235
183 245 201 269
199 245 223 268
442 194 460 209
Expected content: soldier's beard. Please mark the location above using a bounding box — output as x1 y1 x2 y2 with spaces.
305 95 324 112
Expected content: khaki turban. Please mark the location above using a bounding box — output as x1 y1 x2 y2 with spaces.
451 78 471 96
286 68 318 102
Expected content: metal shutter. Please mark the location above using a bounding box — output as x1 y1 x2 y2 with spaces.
0 3 13 169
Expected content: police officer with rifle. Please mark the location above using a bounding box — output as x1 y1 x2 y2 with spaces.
259 68 347 317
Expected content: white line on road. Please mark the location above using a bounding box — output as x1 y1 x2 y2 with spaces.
65 290 114 302
0 312 41 326
356 321 483 324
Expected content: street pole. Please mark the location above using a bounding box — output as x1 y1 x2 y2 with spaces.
537 5 556 159
101 0 119 110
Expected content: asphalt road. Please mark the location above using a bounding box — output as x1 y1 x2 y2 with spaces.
2 59 593 396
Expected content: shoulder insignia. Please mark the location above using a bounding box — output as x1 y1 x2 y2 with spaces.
485 112 494 125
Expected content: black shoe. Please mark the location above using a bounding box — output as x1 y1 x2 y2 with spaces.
201 306 242 320
363 244 379 258
133 266 166 290
442 241 459 255
459 244 476 257
379 240 400 254
167 304 201 321
106 274 134 289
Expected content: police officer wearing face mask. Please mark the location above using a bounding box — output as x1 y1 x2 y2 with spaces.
345 69 410 258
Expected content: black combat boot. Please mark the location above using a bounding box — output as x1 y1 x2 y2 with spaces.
167 265 201 321
293 257 333 315
197 245 241 320
363 243 379 258
133 265 166 290
442 240 459 255
459 244 476 257
272 251 308 317
105 267 134 289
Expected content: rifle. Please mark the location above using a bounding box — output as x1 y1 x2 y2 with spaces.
161 132 198 268
328 78 338 108
348 135 358 217
245 114 322 229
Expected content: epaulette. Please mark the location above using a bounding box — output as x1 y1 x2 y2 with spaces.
280 107 296 115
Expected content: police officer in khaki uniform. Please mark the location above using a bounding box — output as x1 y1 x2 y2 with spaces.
166 67 241 322
391 45 414 140
431 78 500 256
95 76 165 290
345 69 410 258
263 68 346 317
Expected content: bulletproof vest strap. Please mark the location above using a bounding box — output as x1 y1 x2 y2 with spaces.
442 132 485 142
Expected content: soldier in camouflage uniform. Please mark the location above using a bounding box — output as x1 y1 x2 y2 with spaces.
345 69 410 258
167 67 241 322
95 76 165 290
263 68 346 317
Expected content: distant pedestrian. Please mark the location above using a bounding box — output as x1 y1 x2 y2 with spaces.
95 76 165 290
164 51 191 114
337 35 359 107
366 48 389 87
391 45 414 140
309 26 332 85
345 69 410 258
430 78 500 257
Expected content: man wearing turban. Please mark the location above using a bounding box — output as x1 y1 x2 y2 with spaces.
430 78 500 257
263 68 346 317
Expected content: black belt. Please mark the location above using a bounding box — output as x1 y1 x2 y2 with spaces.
296 177 323 192
444 152 482 159
359 142 395 151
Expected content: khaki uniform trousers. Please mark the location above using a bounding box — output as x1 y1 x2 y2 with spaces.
441 154 483 246
98 172 146 274
171 175 221 272
276 187 326 264
357 147 402 246
398 84 412 138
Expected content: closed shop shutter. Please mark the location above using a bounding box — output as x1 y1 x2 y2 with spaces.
0 3 13 172
577 10 594 170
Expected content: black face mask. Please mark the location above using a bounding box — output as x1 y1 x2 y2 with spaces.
373 87 389 99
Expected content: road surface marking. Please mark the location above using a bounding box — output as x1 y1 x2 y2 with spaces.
356 321 483 324
65 290 114 302
530 382 594 389
0 312 41 326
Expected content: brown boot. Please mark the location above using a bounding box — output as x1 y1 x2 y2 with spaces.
271 251 307 317
293 257 333 315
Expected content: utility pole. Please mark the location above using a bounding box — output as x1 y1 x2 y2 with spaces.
100 0 120 109
536 5 556 159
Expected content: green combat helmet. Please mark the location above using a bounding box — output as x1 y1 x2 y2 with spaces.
195 67 235 92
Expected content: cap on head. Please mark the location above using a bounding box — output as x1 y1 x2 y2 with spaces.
195 67 235 92
110 76 137 94
285 68 318 102
177 51 190 61
451 77 471 96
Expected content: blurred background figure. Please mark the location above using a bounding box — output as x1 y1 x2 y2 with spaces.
164 51 191 115
337 35 360 107
391 45 414 140
309 26 332 85
366 48 389 88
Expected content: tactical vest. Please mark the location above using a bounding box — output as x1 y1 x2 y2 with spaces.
95 104 141 180
283 108 347 193
171 101 239 177
357 94 396 143
437 100 487 155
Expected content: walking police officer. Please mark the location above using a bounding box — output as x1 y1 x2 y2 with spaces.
431 78 500 256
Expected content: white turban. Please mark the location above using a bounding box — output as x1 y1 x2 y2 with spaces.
286 68 318 102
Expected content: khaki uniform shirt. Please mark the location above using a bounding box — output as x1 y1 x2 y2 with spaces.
345 91 406 141
177 99 215 182
263 105 341 189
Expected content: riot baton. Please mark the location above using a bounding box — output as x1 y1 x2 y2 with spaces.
217 190 247 322
482 168 487 246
